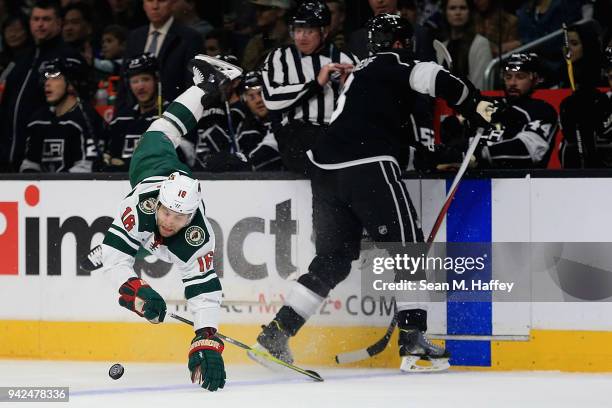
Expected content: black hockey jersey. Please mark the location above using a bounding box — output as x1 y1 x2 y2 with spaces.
236 114 282 171
105 102 168 171
308 49 471 168
479 95 558 169
193 100 247 168
20 102 105 173
559 89 612 168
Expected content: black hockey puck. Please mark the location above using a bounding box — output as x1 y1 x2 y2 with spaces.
109 363 124 380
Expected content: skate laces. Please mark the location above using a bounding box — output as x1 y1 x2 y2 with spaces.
419 333 446 356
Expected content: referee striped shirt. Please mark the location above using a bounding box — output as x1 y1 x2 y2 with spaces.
261 43 358 127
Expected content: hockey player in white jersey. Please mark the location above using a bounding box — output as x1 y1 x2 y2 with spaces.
82 55 242 392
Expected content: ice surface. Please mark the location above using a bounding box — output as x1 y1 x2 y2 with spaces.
0 360 610 408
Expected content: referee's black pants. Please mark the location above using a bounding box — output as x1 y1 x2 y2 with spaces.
298 160 424 298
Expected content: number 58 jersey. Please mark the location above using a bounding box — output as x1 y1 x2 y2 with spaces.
101 174 221 331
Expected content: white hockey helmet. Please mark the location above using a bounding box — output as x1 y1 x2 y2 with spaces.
158 172 201 215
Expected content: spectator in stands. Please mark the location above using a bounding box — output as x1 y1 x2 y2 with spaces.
414 0 441 26
204 29 233 57
558 25 610 168
0 13 32 74
119 0 202 108
516 0 581 46
326 0 347 51
457 53 557 169
172 0 213 38
436 0 492 90
558 20 604 89
261 1 356 174
0 0 81 172
473 0 521 56
237 70 282 171
348 0 436 62
94 24 127 76
398 0 418 24
62 3 94 64
20 57 105 172
592 0 611 47
103 0 147 30
105 54 170 170
241 0 291 71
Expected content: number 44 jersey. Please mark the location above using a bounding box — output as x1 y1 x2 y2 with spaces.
479 95 558 168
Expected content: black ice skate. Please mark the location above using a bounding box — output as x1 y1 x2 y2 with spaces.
398 328 450 372
248 321 294 367
80 244 103 272
187 55 242 101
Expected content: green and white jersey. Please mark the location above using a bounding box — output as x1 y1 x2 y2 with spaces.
101 174 221 331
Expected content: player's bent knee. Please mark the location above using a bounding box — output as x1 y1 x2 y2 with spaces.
299 254 353 297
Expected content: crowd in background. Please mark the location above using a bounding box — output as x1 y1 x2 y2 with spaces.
0 0 610 174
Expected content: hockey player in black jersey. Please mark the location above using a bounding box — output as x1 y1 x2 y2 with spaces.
559 44 612 168
471 53 558 169
236 70 283 170
249 13 493 373
105 54 168 170
20 57 105 173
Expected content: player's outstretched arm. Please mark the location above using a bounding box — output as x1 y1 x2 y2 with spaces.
406 61 494 127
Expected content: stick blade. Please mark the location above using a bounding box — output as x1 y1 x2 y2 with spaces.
433 39 452 70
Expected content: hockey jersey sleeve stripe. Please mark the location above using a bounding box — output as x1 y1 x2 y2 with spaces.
184 278 222 300
182 269 216 284
163 102 197 135
409 61 442 98
103 231 139 257
163 111 188 135
109 224 141 248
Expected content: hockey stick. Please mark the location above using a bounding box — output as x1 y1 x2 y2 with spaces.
169 313 323 382
562 23 584 168
433 39 452 70
224 100 239 154
335 133 483 364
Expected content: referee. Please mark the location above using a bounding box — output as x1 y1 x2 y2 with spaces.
261 1 357 174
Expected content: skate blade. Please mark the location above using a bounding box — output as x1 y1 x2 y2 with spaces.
400 356 450 373
194 55 243 81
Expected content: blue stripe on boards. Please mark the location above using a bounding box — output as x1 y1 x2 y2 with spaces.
445 179 492 366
